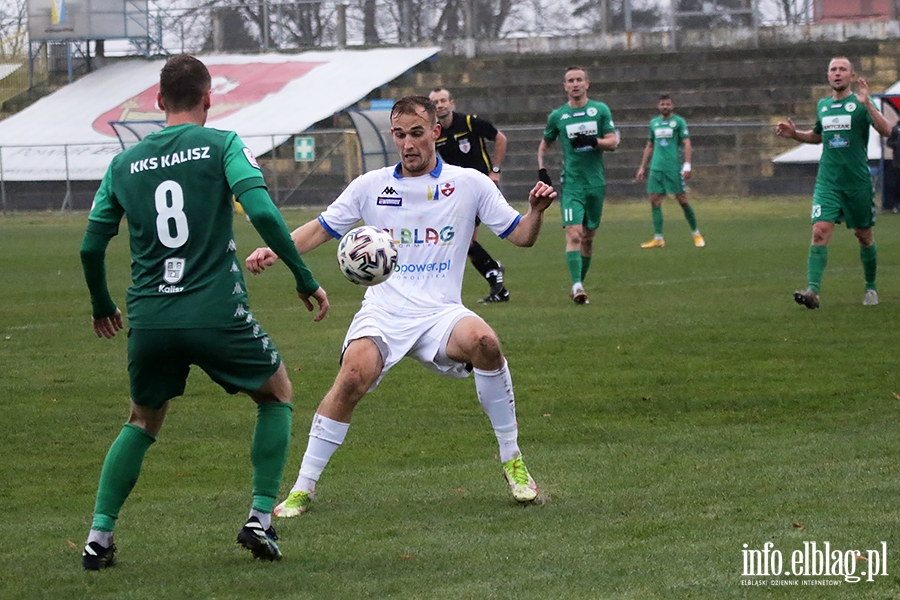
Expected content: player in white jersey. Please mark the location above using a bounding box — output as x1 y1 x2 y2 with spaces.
246 95 556 512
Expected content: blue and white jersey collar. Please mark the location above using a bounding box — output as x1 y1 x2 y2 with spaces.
392 156 445 179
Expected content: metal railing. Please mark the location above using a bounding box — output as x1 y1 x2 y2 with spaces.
0 120 827 214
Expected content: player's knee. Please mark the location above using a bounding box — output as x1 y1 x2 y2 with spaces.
334 364 377 402
467 331 503 369
566 229 583 246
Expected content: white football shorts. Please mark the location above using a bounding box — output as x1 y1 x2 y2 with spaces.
342 302 478 390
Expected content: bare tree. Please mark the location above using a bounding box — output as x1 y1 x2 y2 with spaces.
675 0 754 28
430 0 520 40
572 0 662 32
771 0 812 24
0 0 28 59
361 0 380 44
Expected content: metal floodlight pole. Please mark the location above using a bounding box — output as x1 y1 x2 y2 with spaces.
750 0 760 48
337 3 347 49
669 3 677 52
61 145 73 212
464 0 475 58
0 146 6 215
600 0 608 47
262 0 270 50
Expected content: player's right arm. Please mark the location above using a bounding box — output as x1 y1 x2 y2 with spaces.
775 118 822 144
636 140 653 181
80 169 124 338
238 187 329 321
245 217 334 274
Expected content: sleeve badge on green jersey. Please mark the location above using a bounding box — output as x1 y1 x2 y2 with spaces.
242 147 260 169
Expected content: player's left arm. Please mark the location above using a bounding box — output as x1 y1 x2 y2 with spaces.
681 138 693 179
856 77 893 137
238 186 319 292
505 182 557 247
489 130 508 184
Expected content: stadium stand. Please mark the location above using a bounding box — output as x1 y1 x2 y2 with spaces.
3 40 900 209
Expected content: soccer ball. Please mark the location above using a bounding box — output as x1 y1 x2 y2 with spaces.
337 226 398 286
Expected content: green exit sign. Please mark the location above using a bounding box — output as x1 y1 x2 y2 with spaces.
294 136 315 162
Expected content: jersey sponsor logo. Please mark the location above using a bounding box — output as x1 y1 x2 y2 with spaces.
822 115 851 131
242 147 260 169
573 111 586 117
440 181 455 197
394 258 452 277
587 107 598 117
164 257 186 284
566 121 599 138
660 139 670 147
828 134 850 149
655 127 674 139
377 196 402 206
391 226 455 245
158 284 184 294
845 102 857 112
129 147 212 174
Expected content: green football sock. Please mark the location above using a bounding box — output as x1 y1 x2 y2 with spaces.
807 245 828 294
91 423 156 532
580 255 592 282
651 205 663 236
681 204 697 231
861 244 877 290
565 250 582 285
251 402 293 513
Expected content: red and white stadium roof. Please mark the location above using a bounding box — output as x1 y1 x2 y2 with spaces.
0 48 438 181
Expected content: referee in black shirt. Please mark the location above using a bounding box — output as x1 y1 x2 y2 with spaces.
429 87 510 303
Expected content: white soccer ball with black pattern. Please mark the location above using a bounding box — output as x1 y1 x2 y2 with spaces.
337 226 398 286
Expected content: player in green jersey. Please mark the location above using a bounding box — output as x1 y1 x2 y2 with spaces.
635 95 705 249
79 54 329 569
538 66 618 305
776 56 892 308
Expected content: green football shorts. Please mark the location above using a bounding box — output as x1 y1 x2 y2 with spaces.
811 186 876 229
647 169 685 195
561 185 605 230
127 323 282 409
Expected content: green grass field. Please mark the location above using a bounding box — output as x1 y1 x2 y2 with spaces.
2 197 900 599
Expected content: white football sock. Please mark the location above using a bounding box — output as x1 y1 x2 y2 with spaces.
474 360 521 463
87 530 114 547
290 414 349 494
248 509 271 530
